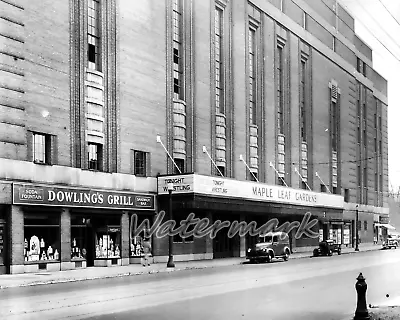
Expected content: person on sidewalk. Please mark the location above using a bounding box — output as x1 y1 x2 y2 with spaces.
142 236 152 267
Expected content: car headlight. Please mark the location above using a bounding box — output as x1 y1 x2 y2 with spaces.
262 248 267 252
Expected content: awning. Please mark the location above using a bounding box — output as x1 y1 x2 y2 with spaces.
374 223 396 230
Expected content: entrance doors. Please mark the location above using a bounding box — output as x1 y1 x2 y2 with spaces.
214 227 234 258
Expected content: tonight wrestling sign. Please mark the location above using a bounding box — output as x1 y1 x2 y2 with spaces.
12 183 155 210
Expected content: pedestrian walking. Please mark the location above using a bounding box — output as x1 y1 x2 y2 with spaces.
142 236 152 267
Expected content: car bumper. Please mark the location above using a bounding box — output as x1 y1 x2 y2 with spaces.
246 250 269 259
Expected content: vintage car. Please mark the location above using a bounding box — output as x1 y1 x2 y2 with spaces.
246 232 291 263
313 240 341 257
382 236 398 250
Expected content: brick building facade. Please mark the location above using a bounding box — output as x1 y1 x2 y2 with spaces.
0 0 389 273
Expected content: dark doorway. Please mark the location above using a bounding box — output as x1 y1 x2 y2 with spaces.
85 225 95 267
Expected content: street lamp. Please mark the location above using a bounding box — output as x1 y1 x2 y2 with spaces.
355 205 360 252
167 182 175 268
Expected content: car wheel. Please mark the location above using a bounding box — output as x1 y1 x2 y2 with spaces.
249 259 255 264
313 249 319 257
338 250 341 255
283 249 290 261
328 250 333 256
266 252 272 263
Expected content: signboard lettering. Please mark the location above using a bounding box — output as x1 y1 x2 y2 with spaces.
158 174 344 209
13 183 155 210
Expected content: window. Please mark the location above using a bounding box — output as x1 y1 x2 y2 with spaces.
344 189 350 202
331 101 338 152
277 46 284 134
71 215 88 261
173 0 184 100
33 133 51 164
364 221 368 231
278 177 286 186
88 143 102 171
24 214 60 262
333 186 337 194
300 59 307 142
217 166 225 177
249 27 256 125
321 184 327 193
250 172 258 182
174 158 185 174
215 7 224 114
88 0 101 70
134 151 147 177
357 221 361 231
301 181 307 190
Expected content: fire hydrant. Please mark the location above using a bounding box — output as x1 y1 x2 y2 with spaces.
354 273 370 320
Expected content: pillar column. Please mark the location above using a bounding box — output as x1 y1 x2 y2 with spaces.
60 208 73 270
121 211 129 265
239 213 246 258
10 205 24 274
205 212 213 259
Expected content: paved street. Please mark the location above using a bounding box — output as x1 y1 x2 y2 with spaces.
1 249 400 320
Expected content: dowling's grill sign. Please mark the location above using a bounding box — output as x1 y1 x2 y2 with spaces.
13 183 155 210
158 174 344 209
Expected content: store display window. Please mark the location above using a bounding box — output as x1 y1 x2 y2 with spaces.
95 226 121 259
0 223 5 265
71 215 88 261
130 236 144 257
24 214 60 262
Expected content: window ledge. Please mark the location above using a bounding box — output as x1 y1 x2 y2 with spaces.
33 161 51 166
24 260 60 265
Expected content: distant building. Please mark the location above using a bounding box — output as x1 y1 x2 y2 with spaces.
0 0 388 274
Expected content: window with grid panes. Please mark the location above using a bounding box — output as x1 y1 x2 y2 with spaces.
88 143 102 170
88 0 101 70
173 0 183 100
331 101 338 152
174 158 185 174
249 27 256 125
215 7 224 114
134 151 147 177
277 46 284 134
33 133 51 164
300 59 307 142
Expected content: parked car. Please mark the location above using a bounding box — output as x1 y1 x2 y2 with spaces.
246 232 291 263
382 237 398 250
313 240 341 257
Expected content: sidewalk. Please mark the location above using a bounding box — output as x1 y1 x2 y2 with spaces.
0 243 381 290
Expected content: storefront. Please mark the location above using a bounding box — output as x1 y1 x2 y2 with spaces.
7 182 155 274
156 173 345 260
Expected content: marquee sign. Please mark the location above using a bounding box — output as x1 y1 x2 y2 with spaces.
13 183 155 210
158 174 344 209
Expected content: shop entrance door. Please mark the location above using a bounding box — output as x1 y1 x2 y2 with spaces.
213 226 237 258
85 226 95 267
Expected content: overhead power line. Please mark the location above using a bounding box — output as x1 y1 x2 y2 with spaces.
377 0 400 29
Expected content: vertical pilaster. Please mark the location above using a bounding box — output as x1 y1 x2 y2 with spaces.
239 213 246 257
60 208 71 263
121 212 129 265
10 205 24 274
205 212 213 259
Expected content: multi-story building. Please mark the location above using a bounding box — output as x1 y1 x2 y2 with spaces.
0 0 389 274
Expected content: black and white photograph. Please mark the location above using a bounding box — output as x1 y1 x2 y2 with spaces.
1 0 400 319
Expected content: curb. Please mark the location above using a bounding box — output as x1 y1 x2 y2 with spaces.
0 247 381 290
